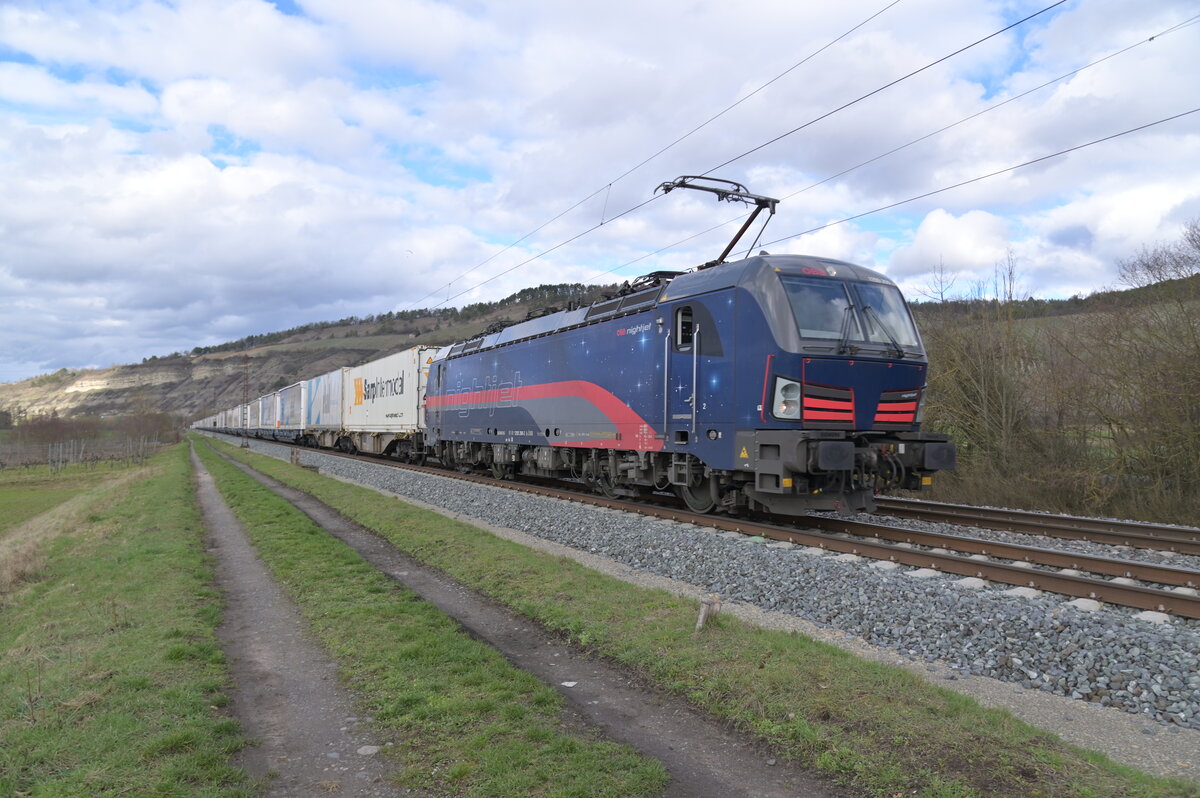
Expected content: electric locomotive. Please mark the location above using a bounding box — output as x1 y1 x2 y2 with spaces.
423 178 954 514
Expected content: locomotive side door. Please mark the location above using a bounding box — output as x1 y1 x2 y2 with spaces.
666 303 699 446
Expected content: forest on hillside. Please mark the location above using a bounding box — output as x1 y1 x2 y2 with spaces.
915 220 1200 525
187 283 614 356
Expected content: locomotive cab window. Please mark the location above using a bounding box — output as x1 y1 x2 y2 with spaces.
675 306 694 351
779 275 858 340
854 282 921 349
778 274 923 354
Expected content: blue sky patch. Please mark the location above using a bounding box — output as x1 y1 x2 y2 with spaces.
102 66 159 95
207 124 261 158
269 0 308 18
112 118 155 134
344 59 434 93
0 46 38 65
853 213 918 243
42 61 91 84
386 142 491 187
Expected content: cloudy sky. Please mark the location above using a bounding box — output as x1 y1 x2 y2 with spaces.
2 0 1198 383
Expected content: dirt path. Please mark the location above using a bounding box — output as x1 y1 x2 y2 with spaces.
208 447 840 798
192 447 405 796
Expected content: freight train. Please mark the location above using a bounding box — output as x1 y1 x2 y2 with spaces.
194 252 955 513
194 179 954 513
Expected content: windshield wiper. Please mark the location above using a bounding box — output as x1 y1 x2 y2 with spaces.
837 304 859 355
862 305 906 359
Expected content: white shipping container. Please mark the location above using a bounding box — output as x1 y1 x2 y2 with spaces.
342 347 436 432
260 393 279 430
279 382 307 430
246 398 263 430
306 368 345 430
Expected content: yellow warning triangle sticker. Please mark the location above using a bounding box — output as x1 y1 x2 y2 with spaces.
739 447 749 459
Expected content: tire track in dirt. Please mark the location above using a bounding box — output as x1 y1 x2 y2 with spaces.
192 446 406 796
210 446 839 798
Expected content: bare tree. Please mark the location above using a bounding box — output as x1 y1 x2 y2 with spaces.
915 257 959 303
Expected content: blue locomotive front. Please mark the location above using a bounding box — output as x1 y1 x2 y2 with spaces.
424 253 954 514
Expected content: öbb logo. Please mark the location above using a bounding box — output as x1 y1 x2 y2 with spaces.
617 322 652 337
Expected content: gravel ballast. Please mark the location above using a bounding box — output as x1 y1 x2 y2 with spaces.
220 436 1200 777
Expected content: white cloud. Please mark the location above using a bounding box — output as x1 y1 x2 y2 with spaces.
0 62 157 116
888 208 1011 279
1 0 336 86
1 0 1200 383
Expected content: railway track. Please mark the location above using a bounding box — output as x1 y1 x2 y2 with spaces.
875 497 1200 555
226 435 1200 619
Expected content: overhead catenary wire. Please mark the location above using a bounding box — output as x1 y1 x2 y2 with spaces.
424 2 1072 310
606 0 906 188
414 96 1192 363
399 186 609 311
428 195 663 310
403 1 907 310
757 107 1200 250
701 0 1069 176
781 13 1200 204
580 13 1200 284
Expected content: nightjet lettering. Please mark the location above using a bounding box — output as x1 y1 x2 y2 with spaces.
617 322 652 337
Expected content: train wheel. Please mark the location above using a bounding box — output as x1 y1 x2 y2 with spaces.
676 476 717 514
596 474 618 499
581 461 618 499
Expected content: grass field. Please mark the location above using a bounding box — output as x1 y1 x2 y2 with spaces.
0 447 251 796
4 437 1197 798
203 435 1200 798
0 463 128 535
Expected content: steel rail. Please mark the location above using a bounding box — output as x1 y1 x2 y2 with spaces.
795 514 1199 588
428 465 1200 618
213 435 1200 619
875 497 1200 555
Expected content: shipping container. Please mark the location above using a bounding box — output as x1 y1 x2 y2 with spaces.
343 348 434 431
259 392 279 435
340 347 437 455
279 382 307 430
245 398 261 431
306 368 345 430
302 368 345 448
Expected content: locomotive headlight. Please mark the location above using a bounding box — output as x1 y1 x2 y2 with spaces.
773 378 802 420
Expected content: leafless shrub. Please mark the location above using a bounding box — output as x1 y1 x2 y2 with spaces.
919 223 1200 523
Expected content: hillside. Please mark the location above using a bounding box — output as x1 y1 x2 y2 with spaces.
908 272 1200 324
0 283 614 423
5 271 1195 426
